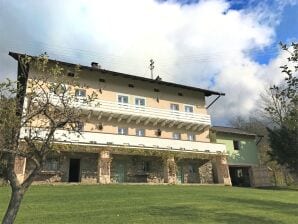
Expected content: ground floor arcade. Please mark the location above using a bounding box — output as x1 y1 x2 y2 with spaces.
15 148 232 185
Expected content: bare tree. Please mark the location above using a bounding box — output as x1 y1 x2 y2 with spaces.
257 42 298 176
261 42 297 128
0 54 97 223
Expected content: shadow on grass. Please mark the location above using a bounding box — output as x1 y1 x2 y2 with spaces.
216 197 298 215
256 186 298 192
148 205 281 224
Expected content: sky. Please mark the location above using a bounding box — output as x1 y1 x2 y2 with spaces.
0 0 297 125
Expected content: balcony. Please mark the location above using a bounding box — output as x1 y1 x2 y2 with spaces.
50 95 211 131
20 128 226 154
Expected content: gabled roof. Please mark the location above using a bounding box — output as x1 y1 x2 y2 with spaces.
211 126 257 136
9 51 225 97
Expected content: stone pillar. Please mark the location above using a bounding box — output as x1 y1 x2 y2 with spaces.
212 156 232 186
164 156 176 184
198 160 214 184
98 150 111 184
14 156 26 184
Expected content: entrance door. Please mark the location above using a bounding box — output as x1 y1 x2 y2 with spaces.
177 164 184 184
229 167 251 187
115 163 125 183
69 159 80 182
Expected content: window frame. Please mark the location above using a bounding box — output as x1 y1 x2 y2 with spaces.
74 121 84 132
184 104 194 113
118 127 128 135
233 140 240 150
134 96 146 107
143 161 150 172
170 103 179 111
136 128 145 137
43 158 59 171
187 133 196 141
172 132 181 140
117 93 129 104
75 88 87 98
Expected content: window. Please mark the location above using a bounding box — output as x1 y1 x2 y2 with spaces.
185 105 194 113
237 168 243 177
75 121 84 131
187 133 196 141
173 132 181 140
233 140 240 150
156 129 162 136
118 95 129 104
136 129 145 137
189 164 196 173
96 123 103 130
43 158 58 171
51 84 67 95
75 89 86 97
170 103 179 111
118 127 128 135
143 161 150 172
67 72 75 77
135 97 145 106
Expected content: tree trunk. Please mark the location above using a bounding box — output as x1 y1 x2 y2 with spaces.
2 187 25 224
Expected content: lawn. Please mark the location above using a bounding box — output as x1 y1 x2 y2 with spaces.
0 185 297 224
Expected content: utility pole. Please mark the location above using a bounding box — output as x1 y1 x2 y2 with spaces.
150 59 154 79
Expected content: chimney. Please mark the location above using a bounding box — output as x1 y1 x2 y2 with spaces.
91 62 101 69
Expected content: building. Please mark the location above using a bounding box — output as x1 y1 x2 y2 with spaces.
211 126 272 187
10 51 232 185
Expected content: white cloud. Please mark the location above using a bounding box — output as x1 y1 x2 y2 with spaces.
0 0 295 124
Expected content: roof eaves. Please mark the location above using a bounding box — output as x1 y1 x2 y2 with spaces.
9 51 225 96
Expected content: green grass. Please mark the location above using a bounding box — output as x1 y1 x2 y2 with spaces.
0 185 298 224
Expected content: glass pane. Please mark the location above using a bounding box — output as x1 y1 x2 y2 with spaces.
185 106 193 113
171 104 179 111
188 134 195 141
136 129 145 136
135 98 145 106
75 89 86 97
173 133 181 140
118 95 128 103
118 127 128 135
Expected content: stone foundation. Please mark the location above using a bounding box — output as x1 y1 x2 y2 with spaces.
22 150 225 185
111 154 164 183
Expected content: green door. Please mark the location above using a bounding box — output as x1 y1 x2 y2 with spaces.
177 164 184 184
115 163 125 183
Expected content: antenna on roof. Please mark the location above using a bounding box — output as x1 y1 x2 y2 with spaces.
150 59 155 79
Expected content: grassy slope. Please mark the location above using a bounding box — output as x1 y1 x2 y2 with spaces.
0 185 297 224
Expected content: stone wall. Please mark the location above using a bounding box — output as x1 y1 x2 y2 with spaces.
111 154 164 183
26 152 98 183
23 151 217 185
198 160 214 184
177 159 214 184
250 166 273 187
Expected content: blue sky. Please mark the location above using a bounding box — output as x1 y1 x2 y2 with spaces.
0 0 297 125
